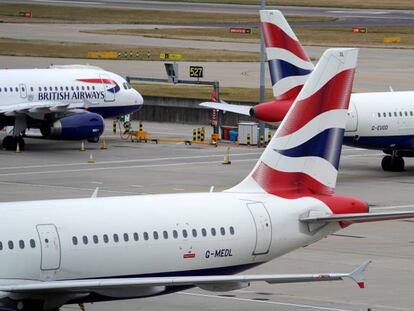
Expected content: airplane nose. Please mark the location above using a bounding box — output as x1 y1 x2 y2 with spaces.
134 89 144 106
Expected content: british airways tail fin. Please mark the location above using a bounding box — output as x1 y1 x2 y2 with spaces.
260 10 314 100
229 48 358 197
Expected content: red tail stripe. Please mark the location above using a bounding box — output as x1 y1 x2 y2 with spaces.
252 162 334 197
275 85 303 101
262 22 309 61
277 68 355 138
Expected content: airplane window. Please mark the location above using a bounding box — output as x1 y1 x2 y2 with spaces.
76 86 79 91
54 87 58 91
211 228 216 236
38 87 41 91
163 231 168 239
172 230 178 239
30 87 33 92
0 242 2 250
113 234 119 243
49 87 52 91
400 112 403 117
30 239 36 248
133 232 139 241
377 113 381 118
383 112 386 117
93 235 99 244
19 240 25 249
82 236 88 245
3 88 6 92
9 87 13 92
92 86 95 90
123 233 129 242
388 112 392 117
394 112 397 117
192 229 197 237
15 87 18 92
65 86 69 91
201 228 207 237
72 236 78 245
103 234 109 243
81 86 85 91
182 229 188 238
71 86 74 91
22 87 25 92
8 241 14 250
123 82 128 90
220 227 225 235
44 87 47 91
86 86 90 90
411 111 414 117
230 227 235 235
153 231 159 240
0 88 2 92
405 111 408 117
143 232 149 240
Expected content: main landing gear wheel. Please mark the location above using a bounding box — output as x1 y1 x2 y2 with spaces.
381 155 405 171
2 136 25 151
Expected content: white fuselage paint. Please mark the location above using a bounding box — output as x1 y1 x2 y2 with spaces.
345 91 414 141
0 66 143 118
0 192 338 294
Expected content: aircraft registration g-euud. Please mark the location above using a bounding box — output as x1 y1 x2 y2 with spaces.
200 10 414 172
0 65 143 150
1 48 414 311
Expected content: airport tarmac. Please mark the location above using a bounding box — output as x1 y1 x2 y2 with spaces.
1 121 413 311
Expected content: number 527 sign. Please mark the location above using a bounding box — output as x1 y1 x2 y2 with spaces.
189 66 203 78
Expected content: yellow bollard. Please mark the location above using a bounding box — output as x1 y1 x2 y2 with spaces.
222 147 231 165
80 141 86 151
88 153 95 164
259 135 264 147
100 139 107 150
197 128 201 141
139 121 143 132
16 142 21 153
267 131 272 145
200 127 205 142
112 120 117 134
246 133 251 146
192 129 197 142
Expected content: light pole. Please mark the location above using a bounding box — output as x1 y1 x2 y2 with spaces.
258 0 266 146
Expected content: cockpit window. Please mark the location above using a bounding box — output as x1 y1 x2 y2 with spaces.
123 82 128 90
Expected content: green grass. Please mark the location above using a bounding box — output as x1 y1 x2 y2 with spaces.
134 83 274 103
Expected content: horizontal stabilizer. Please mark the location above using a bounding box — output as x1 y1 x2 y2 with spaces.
300 211 414 224
0 262 369 294
199 102 252 116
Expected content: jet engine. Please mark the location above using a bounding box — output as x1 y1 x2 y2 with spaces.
40 112 104 142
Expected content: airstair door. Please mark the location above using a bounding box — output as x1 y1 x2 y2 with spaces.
247 203 272 255
100 74 115 102
36 224 61 270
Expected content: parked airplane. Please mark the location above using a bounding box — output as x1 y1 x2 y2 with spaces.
0 48 413 311
0 65 143 150
200 10 414 172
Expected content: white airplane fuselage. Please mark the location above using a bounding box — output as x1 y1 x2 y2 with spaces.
345 91 414 151
0 66 143 120
0 192 338 292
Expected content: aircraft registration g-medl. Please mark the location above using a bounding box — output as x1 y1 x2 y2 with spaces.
0 65 143 150
1 48 414 311
200 10 414 172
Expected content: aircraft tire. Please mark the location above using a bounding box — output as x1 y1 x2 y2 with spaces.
393 157 405 172
2 136 14 151
381 155 392 171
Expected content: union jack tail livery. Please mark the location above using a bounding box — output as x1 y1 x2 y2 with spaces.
231 48 358 197
261 10 314 101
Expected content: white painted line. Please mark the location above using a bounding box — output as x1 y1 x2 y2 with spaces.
0 159 257 177
130 185 144 188
173 188 185 191
32 0 102 5
91 181 103 185
0 152 261 171
179 292 356 311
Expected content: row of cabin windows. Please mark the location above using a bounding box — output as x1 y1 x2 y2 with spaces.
0 239 36 250
377 111 414 118
0 85 96 93
72 226 235 246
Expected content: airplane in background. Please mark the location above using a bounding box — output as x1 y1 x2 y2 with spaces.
0 64 143 150
200 10 414 172
1 48 414 311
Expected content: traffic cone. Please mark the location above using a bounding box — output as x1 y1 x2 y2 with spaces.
100 139 107 150
16 142 21 153
222 147 231 165
80 141 86 151
88 153 95 164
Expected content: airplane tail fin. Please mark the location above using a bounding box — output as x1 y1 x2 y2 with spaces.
260 10 314 100
229 48 358 197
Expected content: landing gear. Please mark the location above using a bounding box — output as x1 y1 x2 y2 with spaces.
2 136 25 151
381 155 405 171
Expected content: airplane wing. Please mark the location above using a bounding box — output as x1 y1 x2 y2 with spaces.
0 261 369 294
300 211 414 224
200 101 252 116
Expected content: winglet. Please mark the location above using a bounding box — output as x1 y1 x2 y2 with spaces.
348 260 371 288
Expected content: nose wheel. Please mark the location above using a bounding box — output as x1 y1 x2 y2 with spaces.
381 155 405 171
